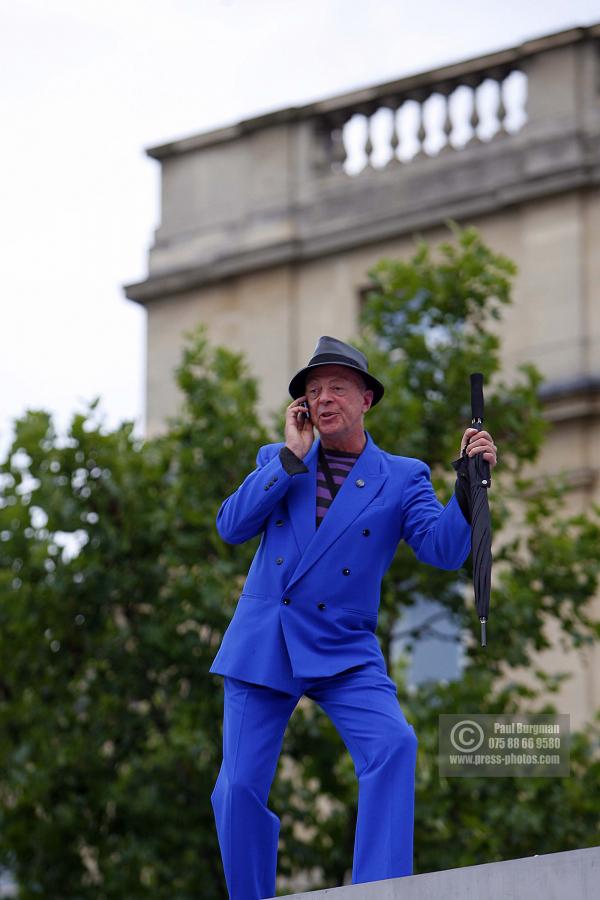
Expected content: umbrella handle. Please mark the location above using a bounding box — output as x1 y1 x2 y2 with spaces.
469 374 490 478
480 617 487 647
468 411 492 489
471 373 484 422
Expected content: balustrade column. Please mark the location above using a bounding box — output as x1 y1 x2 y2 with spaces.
313 64 527 175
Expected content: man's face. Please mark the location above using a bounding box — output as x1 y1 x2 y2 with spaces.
305 365 373 439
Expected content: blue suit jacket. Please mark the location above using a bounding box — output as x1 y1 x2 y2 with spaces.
209 432 470 693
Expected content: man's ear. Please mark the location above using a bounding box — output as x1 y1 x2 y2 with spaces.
363 390 374 412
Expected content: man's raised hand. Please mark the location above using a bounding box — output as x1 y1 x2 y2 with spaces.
285 396 315 459
460 428 498 469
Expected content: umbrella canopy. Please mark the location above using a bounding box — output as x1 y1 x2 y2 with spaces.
452 373 492 647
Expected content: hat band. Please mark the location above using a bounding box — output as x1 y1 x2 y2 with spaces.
308 352 368 372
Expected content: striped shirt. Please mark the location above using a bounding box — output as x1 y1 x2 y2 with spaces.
316 447 360 528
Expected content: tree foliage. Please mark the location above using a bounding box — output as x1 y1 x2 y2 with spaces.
1 227 599 898
0 335 267 898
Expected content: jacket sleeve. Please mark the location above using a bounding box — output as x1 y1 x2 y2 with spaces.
216 444 305 545
400 461 471 570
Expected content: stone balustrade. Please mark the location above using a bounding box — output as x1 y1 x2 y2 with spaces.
316 68 527 175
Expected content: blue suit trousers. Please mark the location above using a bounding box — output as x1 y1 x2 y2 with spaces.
211 660 418 900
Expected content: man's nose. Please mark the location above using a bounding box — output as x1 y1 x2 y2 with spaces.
318 390 334 406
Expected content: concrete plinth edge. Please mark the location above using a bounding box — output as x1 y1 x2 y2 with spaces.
271 845 600 900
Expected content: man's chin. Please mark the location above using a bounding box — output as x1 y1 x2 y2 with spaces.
317 418 345 437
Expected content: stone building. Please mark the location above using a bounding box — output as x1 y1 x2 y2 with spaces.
125 24 600 728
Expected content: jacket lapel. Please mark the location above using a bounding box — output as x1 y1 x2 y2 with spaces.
285 432 388 591
287 439 319 556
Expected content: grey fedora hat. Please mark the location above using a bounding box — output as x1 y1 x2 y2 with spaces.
288 336 384 406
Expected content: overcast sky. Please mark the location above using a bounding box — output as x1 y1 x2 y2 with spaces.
2 0 599 459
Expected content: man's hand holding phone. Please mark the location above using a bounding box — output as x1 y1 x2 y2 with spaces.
284 396 314 459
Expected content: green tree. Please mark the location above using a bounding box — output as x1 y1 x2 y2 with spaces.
0 333 266 898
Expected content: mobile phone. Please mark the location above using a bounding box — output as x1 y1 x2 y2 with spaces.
301 401 311 421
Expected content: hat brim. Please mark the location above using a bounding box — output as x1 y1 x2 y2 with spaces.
288 361 384 407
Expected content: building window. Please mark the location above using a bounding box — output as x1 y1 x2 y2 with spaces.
392 594 464 688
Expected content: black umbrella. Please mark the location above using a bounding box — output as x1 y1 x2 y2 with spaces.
452 373 492 647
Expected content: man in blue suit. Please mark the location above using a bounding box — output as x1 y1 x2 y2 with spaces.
210 336 497 900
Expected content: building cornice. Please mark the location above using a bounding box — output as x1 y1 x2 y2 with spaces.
146 24 600 161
